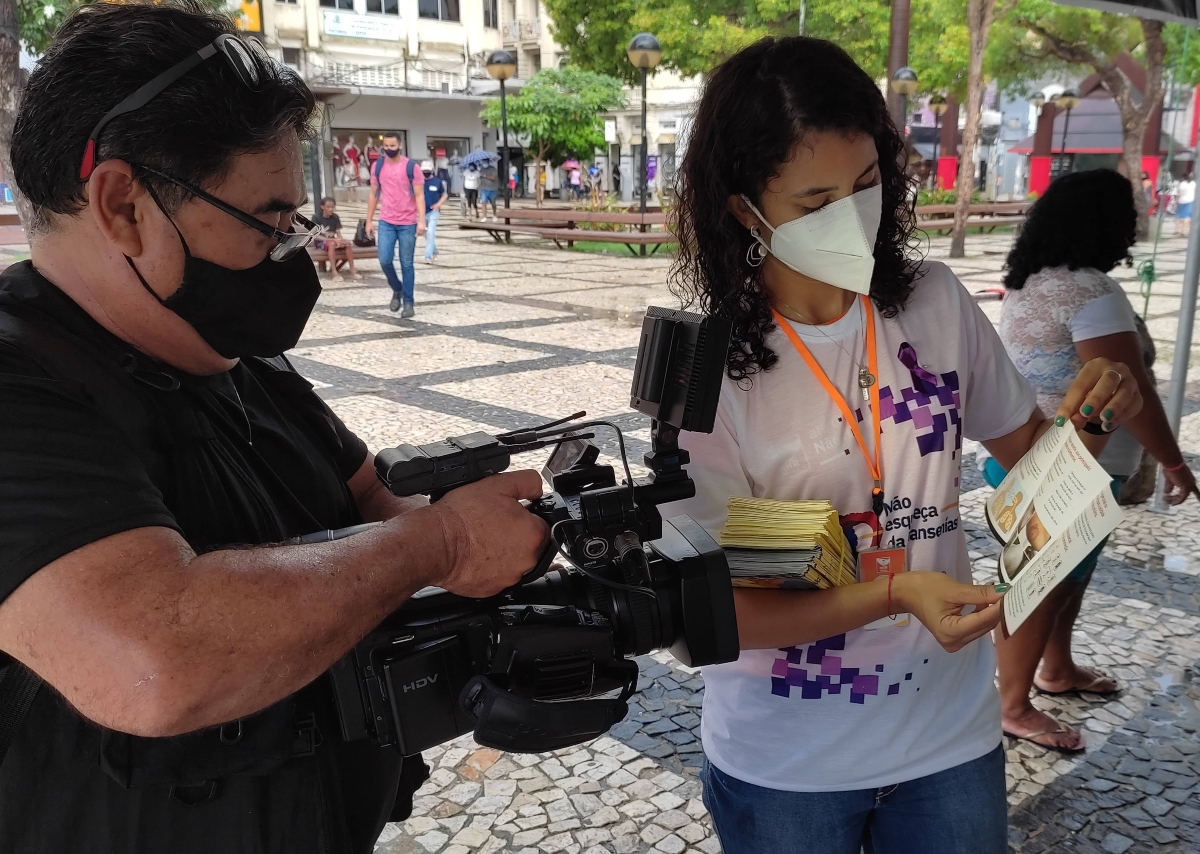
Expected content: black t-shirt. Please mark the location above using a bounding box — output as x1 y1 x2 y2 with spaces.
0 262 405 854
312 211 342 237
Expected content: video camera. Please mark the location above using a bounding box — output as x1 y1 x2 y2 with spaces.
326 307 739 755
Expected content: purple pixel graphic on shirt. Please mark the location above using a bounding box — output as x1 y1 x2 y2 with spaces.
770 635 926 704
878 357 962 458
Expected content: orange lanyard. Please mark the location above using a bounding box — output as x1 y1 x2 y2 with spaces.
772 295 885 516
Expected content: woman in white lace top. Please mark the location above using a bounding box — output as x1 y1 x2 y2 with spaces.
997 169 1196 752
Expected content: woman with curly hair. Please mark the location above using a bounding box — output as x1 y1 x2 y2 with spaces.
667 37 1142 852
991 170 1196 753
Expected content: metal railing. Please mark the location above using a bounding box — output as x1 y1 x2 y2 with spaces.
502 17 540 41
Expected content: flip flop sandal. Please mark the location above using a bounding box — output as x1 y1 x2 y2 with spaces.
1033 670 1121 698
1003 726 1086 754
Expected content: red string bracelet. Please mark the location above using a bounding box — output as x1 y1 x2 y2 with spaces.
886 572 897 620
1165 460 1188 473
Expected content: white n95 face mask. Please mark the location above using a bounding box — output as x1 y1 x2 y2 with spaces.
742 184 883 295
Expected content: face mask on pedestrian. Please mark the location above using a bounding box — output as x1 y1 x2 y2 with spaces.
740 184 883 295
383 145 401 158
128 194 322 359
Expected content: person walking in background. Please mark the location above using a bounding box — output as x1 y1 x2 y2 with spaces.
311 197 361 283
509 162 519 197
422 159 447 264
992 169 1196 752
612 162 621 197
1141 171 1158 215
666 36 1140 854
480 160 500 221
1175 170 1195 236
365 131 425 317
569 166 582 199
462 164 480 220
537 164 547 206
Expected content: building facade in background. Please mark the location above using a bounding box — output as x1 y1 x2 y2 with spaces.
243 0 508 201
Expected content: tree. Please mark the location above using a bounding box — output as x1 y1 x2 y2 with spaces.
2 0 229 228
541 0 894 83
481 67 625 206
948 0 1015 257
989 4 1166 236
1 0 68 225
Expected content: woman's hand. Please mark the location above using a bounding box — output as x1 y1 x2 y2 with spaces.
1162 460 1199 505
1057 358 1143 433
893 572 1004 653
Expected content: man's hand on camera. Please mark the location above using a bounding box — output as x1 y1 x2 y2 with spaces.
429 470 549 597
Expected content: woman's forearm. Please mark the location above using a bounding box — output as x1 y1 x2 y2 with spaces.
734 581 891 650
1123 368 1184 466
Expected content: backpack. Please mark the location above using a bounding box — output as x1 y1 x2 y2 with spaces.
372 155 416 201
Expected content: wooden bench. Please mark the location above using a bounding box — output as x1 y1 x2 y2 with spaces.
460 207 672 252
914 202 1029 235
306 241 376 273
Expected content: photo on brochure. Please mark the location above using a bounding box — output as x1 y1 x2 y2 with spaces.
985 423 1124 634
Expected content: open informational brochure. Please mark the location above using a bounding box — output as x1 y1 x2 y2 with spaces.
985 423 1124 634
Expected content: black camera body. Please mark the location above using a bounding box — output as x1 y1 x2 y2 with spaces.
328 307 739 755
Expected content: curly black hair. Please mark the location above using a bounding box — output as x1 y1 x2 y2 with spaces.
1003 170 1136 290
669 36 922 381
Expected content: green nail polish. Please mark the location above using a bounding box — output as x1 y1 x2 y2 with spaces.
995 583 1011 593
1054 416 1066 427
1104 409 1114 420
1103 421 1115 432
1081 404 1094 416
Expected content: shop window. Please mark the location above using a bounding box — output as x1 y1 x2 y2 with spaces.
419 0 460 20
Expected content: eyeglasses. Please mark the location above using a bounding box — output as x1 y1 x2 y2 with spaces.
138 165 321 262
80 34 272 180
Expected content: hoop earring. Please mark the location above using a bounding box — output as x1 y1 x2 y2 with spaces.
746 228 767 268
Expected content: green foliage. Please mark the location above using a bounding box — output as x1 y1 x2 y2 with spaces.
481 67 625 165
543 0 897 83
19 0 74 56
1163 24 1200 87
987 1 1145 94
20 0 232 56
915 187 982 206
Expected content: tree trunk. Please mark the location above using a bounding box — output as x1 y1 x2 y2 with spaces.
0 0 32 227
1019 18 1166 240
949 0 995 258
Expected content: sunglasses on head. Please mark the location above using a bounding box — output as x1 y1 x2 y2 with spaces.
80 34 272 180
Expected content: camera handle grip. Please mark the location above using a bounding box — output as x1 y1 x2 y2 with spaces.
461 674 632 754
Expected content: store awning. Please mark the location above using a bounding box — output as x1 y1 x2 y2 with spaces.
1051 0 1196 23
657 134 676 144
1008 96 1186 155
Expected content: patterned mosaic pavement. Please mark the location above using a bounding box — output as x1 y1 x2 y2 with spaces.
279 204 1200 854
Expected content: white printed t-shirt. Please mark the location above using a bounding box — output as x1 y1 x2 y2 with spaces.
671 262 1036 792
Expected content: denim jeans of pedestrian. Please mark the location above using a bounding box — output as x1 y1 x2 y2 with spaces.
377 220 416 303
701 746 1006 854
424 209 440 260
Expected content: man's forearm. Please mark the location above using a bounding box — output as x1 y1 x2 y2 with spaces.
366 188 378 223
0 510 450 738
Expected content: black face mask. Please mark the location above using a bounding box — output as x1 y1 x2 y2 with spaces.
384 148 401 158
129 204 322 360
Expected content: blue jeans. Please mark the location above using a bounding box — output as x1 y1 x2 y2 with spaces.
377 220 416 303
702 747 1006 854
424 209 440 259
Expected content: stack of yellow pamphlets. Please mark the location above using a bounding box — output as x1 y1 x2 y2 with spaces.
719 497 858 590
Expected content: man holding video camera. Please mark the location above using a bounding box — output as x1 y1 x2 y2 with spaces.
0 3 548 852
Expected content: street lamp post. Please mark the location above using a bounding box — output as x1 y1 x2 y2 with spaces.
486 50 517 210
889 66 919 139
929 94 948 190
627 32 661 256
1055 88 1080 177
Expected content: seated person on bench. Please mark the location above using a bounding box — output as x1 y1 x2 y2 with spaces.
312 197 362 282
